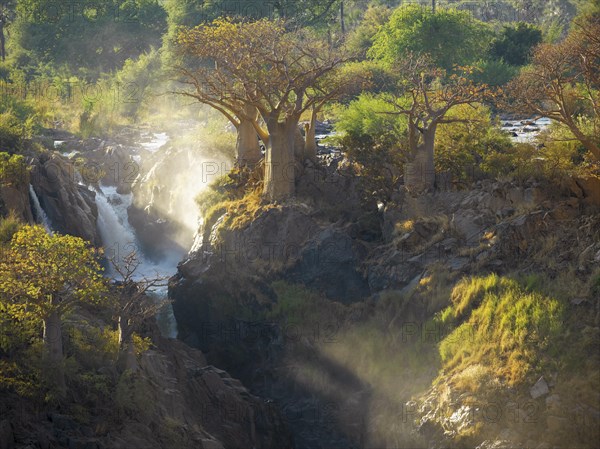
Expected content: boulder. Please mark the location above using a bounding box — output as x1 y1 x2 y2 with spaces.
530 376 549 399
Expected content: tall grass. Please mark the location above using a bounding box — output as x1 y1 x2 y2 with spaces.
438 274 565 385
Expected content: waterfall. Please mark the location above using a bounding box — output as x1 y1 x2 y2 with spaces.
29 184 53 233
93 184 179 339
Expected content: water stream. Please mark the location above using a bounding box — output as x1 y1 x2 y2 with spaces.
28 184 53 233
93 184 179 339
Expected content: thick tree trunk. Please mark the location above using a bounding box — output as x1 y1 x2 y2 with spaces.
118 316 138 373
293 126 306 161
303 110 318 161
405 125 436 192
43 308 66 393
236 105 262 167
263 120 296 202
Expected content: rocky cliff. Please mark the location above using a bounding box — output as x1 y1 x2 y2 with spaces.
170 159 600 449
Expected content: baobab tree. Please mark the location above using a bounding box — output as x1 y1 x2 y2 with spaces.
175 18 349 201
507 13 600 161
383 55 487 191
0 226 107 393
172 62 264 167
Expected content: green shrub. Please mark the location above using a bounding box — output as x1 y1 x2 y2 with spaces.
471 59 519 86
489 22 543 66
333 93 406 199
435 103 513 184
0 111 35 151
0 152 29 186
0 213 23 244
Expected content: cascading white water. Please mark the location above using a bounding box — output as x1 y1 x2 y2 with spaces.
93 184 179 339
28 184 53 233
141 132 170 153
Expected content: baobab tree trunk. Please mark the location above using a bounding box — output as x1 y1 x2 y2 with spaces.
405 124 437 192
43 306 66 393
236 105 262 167
264 120 296 202
237 119 262 167
118 316 138 373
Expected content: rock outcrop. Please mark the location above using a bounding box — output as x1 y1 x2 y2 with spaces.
30 153 101 246
1 338 292 449
172 160 375 354
0 182 34 223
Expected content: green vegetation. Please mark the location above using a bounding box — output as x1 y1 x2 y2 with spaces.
0 1 598 448
438 275 566 384
0 225 107 392
369 5 492 70
489 22 543 65
0 151 28 185
195 170 279 235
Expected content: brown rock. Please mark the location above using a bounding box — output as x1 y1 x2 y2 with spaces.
0 184 34 223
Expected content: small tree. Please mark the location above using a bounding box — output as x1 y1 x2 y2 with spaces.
109 251 169 373
0 226 107 393
506 13 600 161
382 55 487 191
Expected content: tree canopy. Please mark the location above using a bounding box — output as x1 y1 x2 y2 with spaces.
368 5 492 70
176 18 350 200
11 0 166 75
489 22 543 66
0 225 107 390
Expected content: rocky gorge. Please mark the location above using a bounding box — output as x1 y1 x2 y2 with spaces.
1 122 599 449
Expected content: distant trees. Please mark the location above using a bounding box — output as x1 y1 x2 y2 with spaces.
507 12 600 161
0 226 107 393
490 22 543 65
12 0 166 74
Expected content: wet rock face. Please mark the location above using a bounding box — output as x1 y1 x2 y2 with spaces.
30 154 101 246
86 144 136 194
